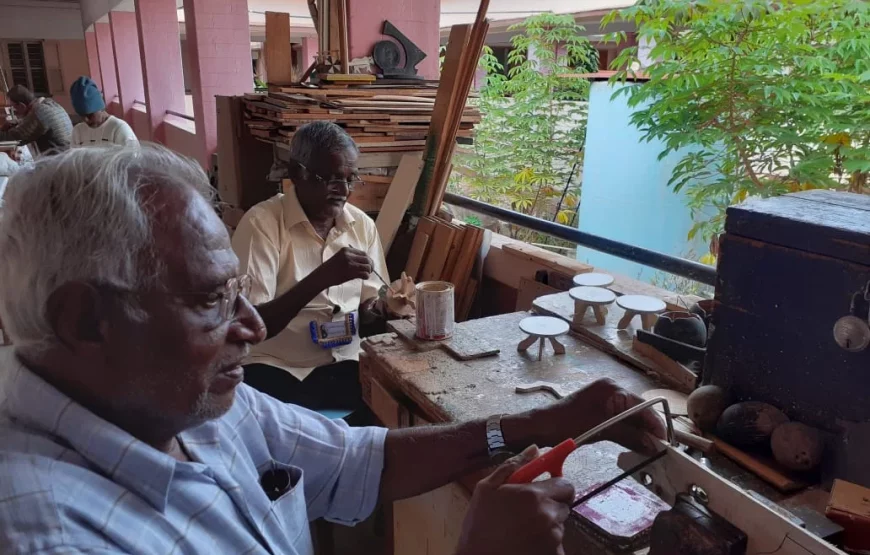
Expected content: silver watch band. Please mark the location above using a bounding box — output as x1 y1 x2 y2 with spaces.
485 414 507 456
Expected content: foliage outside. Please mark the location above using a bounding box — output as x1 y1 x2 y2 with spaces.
450 14 597 244
604 0 870 243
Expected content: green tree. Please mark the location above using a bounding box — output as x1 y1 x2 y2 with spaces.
451 13 597 241
604 0 870 242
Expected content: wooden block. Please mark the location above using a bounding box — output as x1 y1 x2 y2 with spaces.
322 73 377 82
826 479 870 552
370 378 405 429
376 153 424 252
405 231 431 281
216 96 243 206
419 222 456 282
502 242 594 276
264 12 293 86
458 277 479 321
516 277 560 312
388 319 500 361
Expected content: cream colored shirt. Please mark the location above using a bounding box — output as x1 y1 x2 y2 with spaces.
232 188 389 381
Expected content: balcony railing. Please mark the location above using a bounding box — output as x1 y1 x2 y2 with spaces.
443 192 717 286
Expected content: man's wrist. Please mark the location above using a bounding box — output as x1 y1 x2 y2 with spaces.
499 412 536 452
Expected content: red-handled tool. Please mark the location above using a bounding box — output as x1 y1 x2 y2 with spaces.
507 396 677 485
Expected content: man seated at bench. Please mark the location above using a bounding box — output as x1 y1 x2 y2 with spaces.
232 121 391 411
0 145 664 555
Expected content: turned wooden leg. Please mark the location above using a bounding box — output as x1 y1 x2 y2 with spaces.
642 313 658 331
573 302 590 326
537 337 545 361
617 310 637 330
549 336 566 355
517 334 538 352
592 305 606 326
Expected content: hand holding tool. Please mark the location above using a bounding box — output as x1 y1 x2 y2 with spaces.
507 397 676 485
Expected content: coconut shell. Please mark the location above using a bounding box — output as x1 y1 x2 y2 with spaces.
716 401 789 449
771 422 824 471
687 385 728 432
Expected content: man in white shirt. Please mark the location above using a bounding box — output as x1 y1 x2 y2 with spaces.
69 76 138 147
0 145 665 555
232 122 390 411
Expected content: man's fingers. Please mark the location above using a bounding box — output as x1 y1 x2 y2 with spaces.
531 477 575 505
481 445 539 487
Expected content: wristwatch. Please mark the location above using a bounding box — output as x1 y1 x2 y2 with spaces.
486 414 513 463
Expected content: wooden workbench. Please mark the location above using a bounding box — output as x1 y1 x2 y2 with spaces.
359 311 666 554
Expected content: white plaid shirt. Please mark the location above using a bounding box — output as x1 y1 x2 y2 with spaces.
0 355 387 554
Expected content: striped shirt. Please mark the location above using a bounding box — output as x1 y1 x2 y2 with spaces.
0 98 72 154
0 356 388 554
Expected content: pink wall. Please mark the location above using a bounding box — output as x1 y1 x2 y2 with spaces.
135 0 186 144
50 39 91 114
163 116 201 164
94 22 119 112
84 31 102 90
183 0 252 169
347 0 441 79
131 103 151 142
300 36 317 75
109 12 145 124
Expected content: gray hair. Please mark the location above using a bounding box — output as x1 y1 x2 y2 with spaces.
286 121 358 168
0 144 214 352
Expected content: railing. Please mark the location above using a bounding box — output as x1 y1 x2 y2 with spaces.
443 192 717 286
165 109 195 122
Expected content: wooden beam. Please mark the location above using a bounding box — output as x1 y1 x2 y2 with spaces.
264 12 293 86
376 153 425 252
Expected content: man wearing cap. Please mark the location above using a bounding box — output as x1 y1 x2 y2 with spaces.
69 76 138 148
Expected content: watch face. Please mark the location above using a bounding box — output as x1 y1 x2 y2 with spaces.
490 450 515 465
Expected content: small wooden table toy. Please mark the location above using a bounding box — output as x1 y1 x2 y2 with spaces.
616 295 666 331
570 286 617 326
517 316 569 361
572 272 615 288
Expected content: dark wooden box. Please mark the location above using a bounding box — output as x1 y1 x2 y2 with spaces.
706 190 870 431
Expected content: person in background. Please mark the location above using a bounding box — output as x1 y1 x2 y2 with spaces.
0 85 72 154
0 145 665 555
70 77 138 147
232 121 391 411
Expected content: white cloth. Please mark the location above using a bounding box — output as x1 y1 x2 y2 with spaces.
71 115 138 147
232 188 389 381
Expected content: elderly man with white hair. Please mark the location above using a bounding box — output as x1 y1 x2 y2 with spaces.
0 145 663 555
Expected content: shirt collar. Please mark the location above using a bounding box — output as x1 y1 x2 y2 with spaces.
1 356 177 512
282 185 356 232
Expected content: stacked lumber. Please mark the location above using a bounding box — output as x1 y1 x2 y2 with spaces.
405 216 485 321
412 0 491 217
241 87 480 154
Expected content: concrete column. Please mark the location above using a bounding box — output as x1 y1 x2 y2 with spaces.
109 12 145 125
347 0 441 79
184 0 252 169
299 35 317 75
134 0 186 144
93 22 120 116
84 30 102 89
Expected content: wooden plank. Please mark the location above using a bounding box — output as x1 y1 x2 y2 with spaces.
347 182 389 212
516 277 560 312
216 96 243 206
502 242 594 276
264 12 293 86
631 337 698 394
337 0 349 73
458 277 479 321
440 227 466 281
376 153 425 252
419 222 456 282
268 86 440 97
711 436 806 493
449 226 483 309
405 231 431 280
370 377 404 429
394 484 469 555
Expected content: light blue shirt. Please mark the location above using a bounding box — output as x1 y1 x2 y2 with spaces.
0 356 388 554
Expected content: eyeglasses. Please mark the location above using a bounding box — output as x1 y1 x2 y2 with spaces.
295 161 364 191
98 274 253 327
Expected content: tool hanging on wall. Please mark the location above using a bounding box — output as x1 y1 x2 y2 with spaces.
373 21 427 79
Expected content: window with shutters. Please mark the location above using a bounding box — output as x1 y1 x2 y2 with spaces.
4 41 49 95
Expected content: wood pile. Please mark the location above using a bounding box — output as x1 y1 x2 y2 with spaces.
242 87 480 154
405 216 485 321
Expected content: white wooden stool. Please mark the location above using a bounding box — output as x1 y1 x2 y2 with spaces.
572 272 615 288
517 316 569 361
569 286 617 326
616 295 666 331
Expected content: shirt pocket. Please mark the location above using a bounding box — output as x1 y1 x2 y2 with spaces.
263 462 314 552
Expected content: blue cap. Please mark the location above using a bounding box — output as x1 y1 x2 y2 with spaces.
70 76 106 116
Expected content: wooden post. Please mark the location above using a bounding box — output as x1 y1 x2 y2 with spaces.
265 12 294 86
